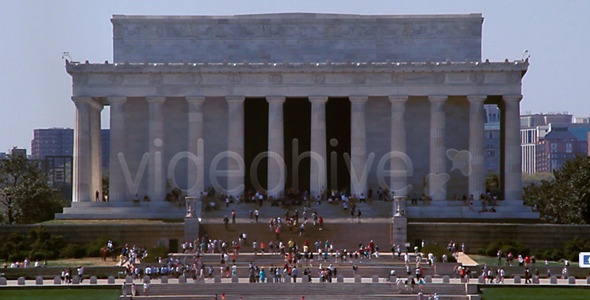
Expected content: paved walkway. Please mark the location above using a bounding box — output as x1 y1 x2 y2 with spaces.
200 217 394 223
1 277 589 286
456 252 478 266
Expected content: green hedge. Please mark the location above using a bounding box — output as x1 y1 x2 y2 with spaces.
421 244 456 263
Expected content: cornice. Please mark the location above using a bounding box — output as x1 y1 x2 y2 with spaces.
66 59 528 75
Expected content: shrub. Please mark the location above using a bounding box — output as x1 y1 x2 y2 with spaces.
142 246 169 263
485 240 505 257
8 253 26 262
421 244 456 263
28 227 64 260
541 248 563 261
0 232 29 261
564 236 590 262
30 252 46 261
61 244 87 258
87 237 117 257
484 239 530 257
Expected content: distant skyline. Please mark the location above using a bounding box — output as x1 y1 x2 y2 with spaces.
1 0 589 151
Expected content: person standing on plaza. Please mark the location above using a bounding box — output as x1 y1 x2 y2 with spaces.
232 210 236 224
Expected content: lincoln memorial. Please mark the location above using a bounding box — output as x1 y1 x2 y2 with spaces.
58 13 536 219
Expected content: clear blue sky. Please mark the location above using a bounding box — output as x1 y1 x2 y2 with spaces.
1 0 589 152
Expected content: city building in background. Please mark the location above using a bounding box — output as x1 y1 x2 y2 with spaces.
484 105 501 176
536 126 587 173
520 113 590 174
30 128 110 201
31 128 110 170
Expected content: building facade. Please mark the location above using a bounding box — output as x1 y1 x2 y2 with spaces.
484 105 501 175
61 13 534 219
31 128 110 169
520 114 590 174
536 127 588 173
31 128 74 160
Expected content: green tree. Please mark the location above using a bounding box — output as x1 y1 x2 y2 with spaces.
523 155 590 224
102 175 109 201
485 173 501 198
0 152 65 224
522 172 555 187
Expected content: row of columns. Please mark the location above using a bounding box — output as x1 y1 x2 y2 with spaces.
72 97 103 203
72 94 522 203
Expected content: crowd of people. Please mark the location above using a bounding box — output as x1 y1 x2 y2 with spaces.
2 258 47 268
59 266 85 284
150 233 392 284
205 185 399 213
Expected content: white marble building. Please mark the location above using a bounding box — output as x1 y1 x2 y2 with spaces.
59 13 536 219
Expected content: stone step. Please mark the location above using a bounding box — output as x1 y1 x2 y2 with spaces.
198 222 392 251
122 295 467 300
144 282 467 296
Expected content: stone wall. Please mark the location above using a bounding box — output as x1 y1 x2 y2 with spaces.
0 224 184 248
408 222 590 252
4 222 586 253
112 13 482 63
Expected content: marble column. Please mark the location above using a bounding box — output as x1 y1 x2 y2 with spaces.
468 95 487 199
350 95 368 197
309 96 328 197
187 96 205 198
108 96 127 202
503 95 523 201
428 95 448 200
147 96 166 202
389 95 408 197
226 96 245 197
73 97 91 202
89 99 103 202
267 96 286 198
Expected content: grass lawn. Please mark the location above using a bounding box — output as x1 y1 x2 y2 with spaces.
1 257 118 267
40 219 182 225
468 254 577 267
0 289 120 300
481 287 590 300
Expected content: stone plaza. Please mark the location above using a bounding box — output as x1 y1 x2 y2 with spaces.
58 13 536 219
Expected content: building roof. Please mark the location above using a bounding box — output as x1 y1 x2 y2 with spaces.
569 127 590 141
543 127 577 140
